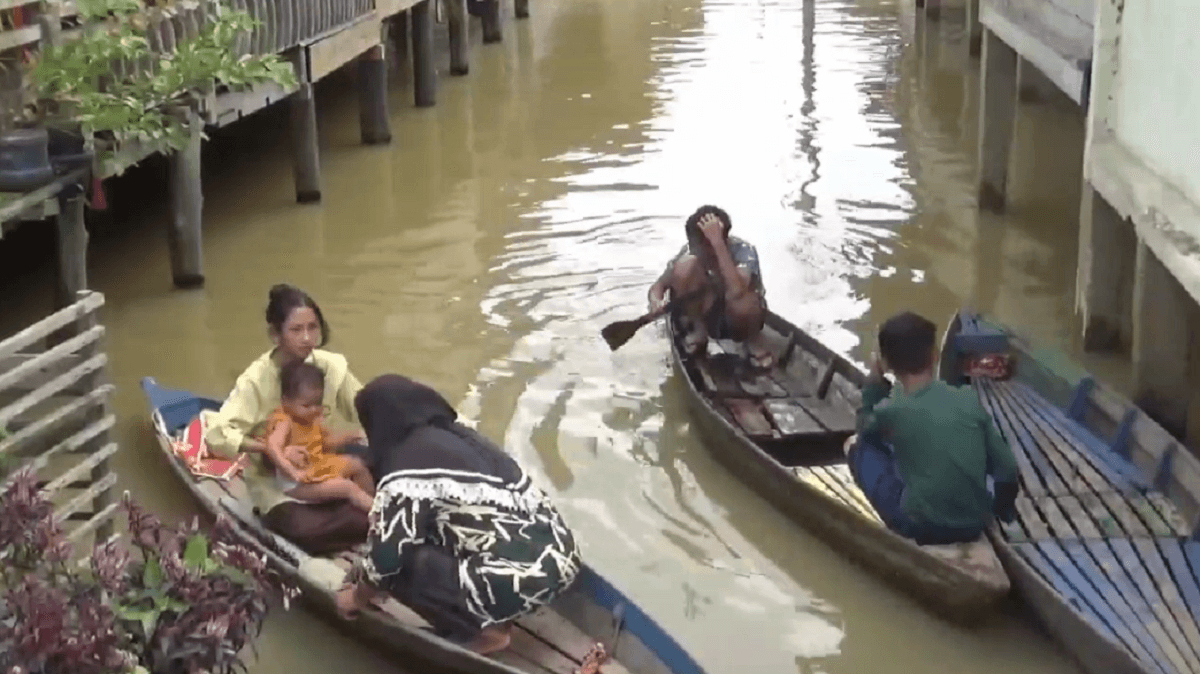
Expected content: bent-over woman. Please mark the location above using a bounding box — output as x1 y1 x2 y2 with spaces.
335 375 582 655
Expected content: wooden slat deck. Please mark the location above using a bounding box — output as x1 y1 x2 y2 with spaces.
976 377 1200 674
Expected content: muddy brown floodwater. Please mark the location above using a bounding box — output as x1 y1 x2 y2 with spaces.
0 0 1113 671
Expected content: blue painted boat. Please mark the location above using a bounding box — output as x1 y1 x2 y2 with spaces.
142 376 708 674
940 311 1200 674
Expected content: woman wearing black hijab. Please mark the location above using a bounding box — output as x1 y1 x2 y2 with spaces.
335 375 582 655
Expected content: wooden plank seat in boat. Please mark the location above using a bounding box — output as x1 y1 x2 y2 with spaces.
669 310 1010 624
943 311 1200 674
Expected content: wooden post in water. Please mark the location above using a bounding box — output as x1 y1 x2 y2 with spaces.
924 0 941 21
167 105 204 288
290 52 322 203
481 0 502 44
966 0 982 57
358 45 392 144
411 0 437 107
976 28 1017 213
53 183 88 311
447 0 470 75
515 0 529 19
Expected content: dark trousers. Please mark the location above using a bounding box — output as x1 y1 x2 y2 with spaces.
259 442 376 556
847 439 982 545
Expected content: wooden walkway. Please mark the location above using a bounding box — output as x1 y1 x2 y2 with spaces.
977 377 1200 674
0 290 121 557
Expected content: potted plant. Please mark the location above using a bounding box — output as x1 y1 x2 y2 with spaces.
0 466 298 674
0 0 296 189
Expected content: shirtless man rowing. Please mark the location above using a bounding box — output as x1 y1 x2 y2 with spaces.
647 205 773 367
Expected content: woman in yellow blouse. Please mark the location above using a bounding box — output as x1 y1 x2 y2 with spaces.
203 284 373 555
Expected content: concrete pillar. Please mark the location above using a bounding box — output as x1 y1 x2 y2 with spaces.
1076 188 1135 352
966 0 982 57
924 0 941 21
290 82 321 203
1017 57 1056 103
53 183 88 310
411 0 436 107
515 0 528 19
447 0 470 76
167 106 204 289
481 0 502 44
358 45 392 145
977 28 1017 213
1131 241 1192 439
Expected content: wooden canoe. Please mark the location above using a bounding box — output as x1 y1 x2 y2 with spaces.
940 310 1200 674
666 311 1010 624
141 376 709 674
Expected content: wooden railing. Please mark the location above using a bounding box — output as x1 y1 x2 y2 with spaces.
0 290 119 555
0 0 379 133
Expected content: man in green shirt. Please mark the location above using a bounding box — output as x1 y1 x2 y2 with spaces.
848 312 1020 544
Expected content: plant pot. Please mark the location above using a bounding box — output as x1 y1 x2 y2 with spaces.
47 126 92 175
0 128 55 191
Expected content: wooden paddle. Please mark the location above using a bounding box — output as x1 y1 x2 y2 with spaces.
602 286 707 351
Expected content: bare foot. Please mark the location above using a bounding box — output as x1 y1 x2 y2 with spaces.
683 326 708 357
470 625 512 655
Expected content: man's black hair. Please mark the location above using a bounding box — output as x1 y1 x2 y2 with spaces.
878 312 937 375
684 205 732 242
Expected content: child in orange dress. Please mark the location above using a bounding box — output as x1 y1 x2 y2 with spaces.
266 361 375 512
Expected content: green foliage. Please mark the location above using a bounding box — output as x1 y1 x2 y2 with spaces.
29 0 298 160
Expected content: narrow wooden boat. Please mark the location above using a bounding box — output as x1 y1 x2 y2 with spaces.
940 310 1200 674
666 311 1010 624
141 376 709 674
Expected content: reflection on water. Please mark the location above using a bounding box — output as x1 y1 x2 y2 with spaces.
0 0 1099 672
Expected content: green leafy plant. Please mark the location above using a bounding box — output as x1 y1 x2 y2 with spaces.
22 0 297 165
0 467 298 674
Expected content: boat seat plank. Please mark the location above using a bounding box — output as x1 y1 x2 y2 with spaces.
793 467 854 510
1108 538 1200 673
978 380 1065 495
1133 538 1200 663
696 358 777 438
1172 541 1200 626
737 372 789 399
1057 495 1103 539
1063 540 1178 674
504 627 580 674
1014 542 1142 666
1007 382 1149 492
1015 496 1053 541
795 398 856 434
989 382 1096 495
763 399 825 436
727 399 776 438
516 609 633 674
808 466 882 525
975 381 1050 496
1060 537 1171 666
1099 492 1156 538
1036 496 1082 541
996 384 1119 495
822 464 882 523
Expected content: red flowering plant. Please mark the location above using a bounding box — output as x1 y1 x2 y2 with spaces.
0 466 299 674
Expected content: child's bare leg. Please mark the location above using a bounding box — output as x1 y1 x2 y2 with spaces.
287 478 373 512
341 456 376 497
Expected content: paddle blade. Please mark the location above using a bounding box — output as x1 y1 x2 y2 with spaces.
601 319 644 351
